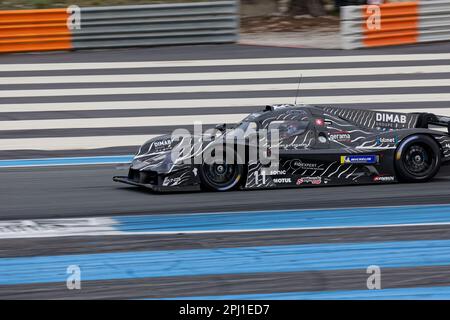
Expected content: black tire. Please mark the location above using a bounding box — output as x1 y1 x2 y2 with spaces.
395 135 441 183
199 147 245 192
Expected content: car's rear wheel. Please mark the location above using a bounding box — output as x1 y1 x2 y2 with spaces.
199 148 245 191
395 135 441 182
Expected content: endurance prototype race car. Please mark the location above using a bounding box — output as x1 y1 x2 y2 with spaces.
113 105 450 192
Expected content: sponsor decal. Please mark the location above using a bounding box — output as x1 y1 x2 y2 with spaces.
280 143 310 149
375 113 407 124
340 155 379 164
270 170 287 175
273 177 292 184
154 139 172 148
376 137 399 144
291 160 324 171
296 177 322 185
373 175 395 182
162 176 182 186
329 131 351 143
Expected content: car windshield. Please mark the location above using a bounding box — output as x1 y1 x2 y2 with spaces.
226 121 257 138
268 120 310 139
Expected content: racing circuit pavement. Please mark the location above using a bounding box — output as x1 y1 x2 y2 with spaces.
2 42 450 299
2 165 450 220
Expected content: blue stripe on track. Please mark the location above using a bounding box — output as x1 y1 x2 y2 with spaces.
0 155 133 168
2 239 450 285
160 286 450 300
114 204 450 233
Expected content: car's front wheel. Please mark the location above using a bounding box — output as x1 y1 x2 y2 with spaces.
395 135 441 182
199 148 245 191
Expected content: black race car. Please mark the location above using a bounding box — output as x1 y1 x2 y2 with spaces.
113 104 450 192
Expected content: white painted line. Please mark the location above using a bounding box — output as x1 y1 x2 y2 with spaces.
0 106 447 151
0 84 288 98
1 65 450 84
1 204 449 239
2 79 450 98
2 107 450 132
0 217 120 239
1 53 450 72
0 96 450 113
103 222 450 236
0 113 247 131
2 220 450 239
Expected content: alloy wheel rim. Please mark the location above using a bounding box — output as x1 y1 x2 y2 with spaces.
204 162 239 187
403 144 434 177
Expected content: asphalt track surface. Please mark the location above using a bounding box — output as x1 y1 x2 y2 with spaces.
2 42 450 299
1 165 450 299
1 165 450 220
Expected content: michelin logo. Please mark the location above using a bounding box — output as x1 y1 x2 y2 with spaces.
341 155 379 164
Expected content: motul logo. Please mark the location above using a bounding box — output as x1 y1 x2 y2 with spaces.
273 178 292 184
375 113 407 124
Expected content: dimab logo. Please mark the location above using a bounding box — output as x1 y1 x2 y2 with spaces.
154 139 172 148
375 113 407 124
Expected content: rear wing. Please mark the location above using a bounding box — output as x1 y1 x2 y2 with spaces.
415 113 450 134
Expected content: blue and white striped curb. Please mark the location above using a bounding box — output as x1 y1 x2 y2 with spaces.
3 238 450 285
1 204 450 239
